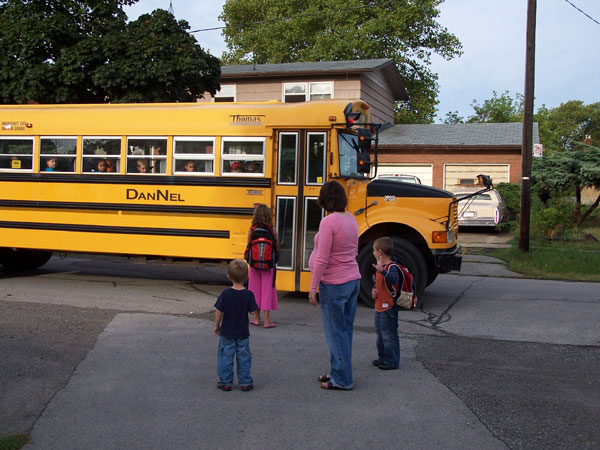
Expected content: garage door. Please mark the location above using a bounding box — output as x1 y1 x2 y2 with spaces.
375 164 433 186
444 164 509 191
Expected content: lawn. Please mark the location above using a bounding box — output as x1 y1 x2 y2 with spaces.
0 435 28 450
493 214 600 282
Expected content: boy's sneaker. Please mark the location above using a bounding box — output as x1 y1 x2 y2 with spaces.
241 384 253 392
378 363 398 370
372 359 384 367
217 383 232 392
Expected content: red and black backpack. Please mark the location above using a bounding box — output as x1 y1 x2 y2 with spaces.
244 225 278 270
383 260 418 310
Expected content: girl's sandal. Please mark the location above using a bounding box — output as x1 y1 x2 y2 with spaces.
317 374 331 383
320 381 345 390
249 321 260 327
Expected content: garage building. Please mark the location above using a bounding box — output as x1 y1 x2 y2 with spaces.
377 122 540 191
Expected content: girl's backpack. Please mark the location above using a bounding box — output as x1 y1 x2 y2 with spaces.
244 225 278 270
383 261 418 310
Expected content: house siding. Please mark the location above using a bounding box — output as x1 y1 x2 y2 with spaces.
360 72 396 124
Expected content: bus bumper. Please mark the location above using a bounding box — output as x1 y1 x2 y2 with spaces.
433 245 462 274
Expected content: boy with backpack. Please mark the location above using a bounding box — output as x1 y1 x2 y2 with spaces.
371 237 401 370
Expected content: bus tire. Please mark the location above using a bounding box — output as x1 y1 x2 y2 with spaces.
357 237 427 308
0 249 53 271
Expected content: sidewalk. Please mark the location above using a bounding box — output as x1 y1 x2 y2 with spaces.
458 254 523 278
25 313 507 450
457 229 513 249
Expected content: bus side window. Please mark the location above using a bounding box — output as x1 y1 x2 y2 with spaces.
306 133 325 184
126 137 167 175
82 137 121 173
0 137 34 171
173 138 215 175
40 137 77 173
221 138 265 175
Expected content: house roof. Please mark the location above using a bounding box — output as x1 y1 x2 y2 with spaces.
378 122 540 147
221 59 408 101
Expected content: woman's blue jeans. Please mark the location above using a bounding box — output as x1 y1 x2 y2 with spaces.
217 337 253 386
318 279 360 389
374 306 400 368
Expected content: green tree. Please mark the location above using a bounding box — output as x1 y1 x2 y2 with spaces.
0 0 220 103
442 110 465 124
536 101 600 153
95 10 221 102
467 90 523 123
219 0 462 124
532 144 600 225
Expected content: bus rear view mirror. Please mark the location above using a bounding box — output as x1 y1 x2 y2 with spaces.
357 128 373 152
477 174 493 189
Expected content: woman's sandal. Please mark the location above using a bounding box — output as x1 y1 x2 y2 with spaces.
249 321 260 327
320 381 345 390
317 374 331 383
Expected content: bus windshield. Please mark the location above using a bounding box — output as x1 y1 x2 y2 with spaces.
338 131 367 178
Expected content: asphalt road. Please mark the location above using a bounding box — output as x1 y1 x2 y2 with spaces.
1 254 599 450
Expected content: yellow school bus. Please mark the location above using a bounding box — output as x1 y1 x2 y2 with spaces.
0 100 461 305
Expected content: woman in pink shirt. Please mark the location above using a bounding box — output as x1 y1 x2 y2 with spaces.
308 181 361 390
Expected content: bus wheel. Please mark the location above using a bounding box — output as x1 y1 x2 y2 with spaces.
357 238 427 308
0 249 53 271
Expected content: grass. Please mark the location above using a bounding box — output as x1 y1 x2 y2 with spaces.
0 435 28 450
492 214 600 282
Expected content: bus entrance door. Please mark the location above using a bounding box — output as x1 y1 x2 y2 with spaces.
272 130 328 293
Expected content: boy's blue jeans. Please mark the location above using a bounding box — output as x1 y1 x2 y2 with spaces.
374 306 400 368
217 337 253 386
318 279 360 389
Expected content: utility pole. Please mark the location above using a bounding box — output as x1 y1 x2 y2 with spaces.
519 0 537 252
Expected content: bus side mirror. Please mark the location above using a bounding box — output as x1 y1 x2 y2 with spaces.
477 174 493 189
344 102 361 128
357 152 371 173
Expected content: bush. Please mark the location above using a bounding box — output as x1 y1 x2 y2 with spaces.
496 182 521 218
531 197 577 239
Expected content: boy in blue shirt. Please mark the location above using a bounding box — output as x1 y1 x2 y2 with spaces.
214 259 258 391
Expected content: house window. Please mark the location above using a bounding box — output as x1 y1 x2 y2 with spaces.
214 85 236 102
284 82 333 102
309 82 333 100
284 83 306 103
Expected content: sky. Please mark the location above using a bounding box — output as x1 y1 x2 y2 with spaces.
125 0 600 123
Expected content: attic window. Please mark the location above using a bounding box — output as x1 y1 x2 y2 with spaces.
214 85 236 102
284 83 306 103
284 82 333 102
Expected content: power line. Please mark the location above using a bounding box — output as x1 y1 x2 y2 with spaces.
563 0 600 26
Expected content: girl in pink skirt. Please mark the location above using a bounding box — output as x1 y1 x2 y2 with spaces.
247 204 279 328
